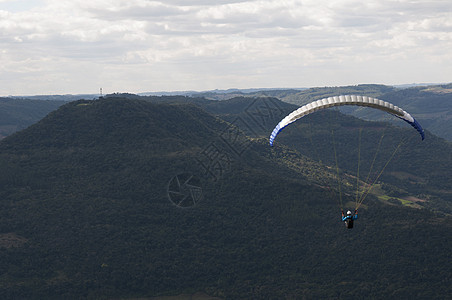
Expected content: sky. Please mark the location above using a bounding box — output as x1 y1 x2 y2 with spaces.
0 0 451 96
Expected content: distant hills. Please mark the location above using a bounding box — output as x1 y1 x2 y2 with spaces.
2 83 452 141
0 96 450 299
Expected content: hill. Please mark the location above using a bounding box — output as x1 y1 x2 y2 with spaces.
375 84 452 140
0 97 65 139
0 97 451 299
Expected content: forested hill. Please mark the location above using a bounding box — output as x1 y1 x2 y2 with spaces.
0 97 451 299
0 97 65 139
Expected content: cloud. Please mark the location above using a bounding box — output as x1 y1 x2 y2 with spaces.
0 0 451 95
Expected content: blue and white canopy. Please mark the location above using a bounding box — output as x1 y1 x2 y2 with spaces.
269 95 425 146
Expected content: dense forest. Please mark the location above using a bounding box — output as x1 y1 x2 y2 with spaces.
0 98 65 139
0 95 451 299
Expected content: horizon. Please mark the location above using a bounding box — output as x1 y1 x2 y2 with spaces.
4 82 450 98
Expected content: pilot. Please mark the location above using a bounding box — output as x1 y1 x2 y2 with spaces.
341 210 358 229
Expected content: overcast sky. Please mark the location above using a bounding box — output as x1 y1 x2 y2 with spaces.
0 0 451 95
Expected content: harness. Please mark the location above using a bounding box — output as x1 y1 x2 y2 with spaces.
345 215 354 229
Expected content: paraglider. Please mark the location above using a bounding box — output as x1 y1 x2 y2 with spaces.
269 95 425 228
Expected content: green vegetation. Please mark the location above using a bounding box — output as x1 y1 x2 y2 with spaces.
0 96 451 299
0 98 65 139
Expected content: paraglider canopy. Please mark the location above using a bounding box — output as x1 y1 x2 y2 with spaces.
269 95 425 146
